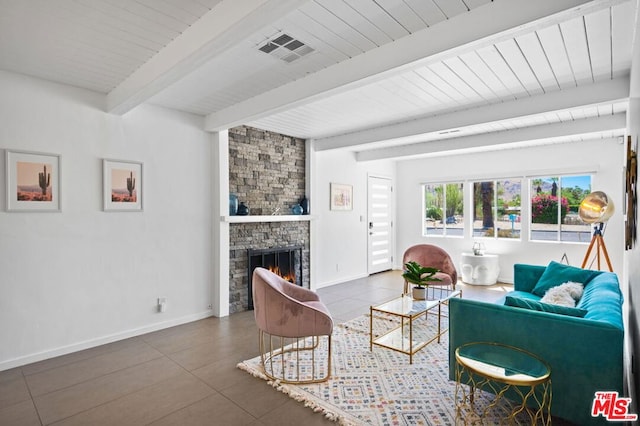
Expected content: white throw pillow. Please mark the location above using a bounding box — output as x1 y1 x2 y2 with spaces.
540 282 584 307
560 281 585 300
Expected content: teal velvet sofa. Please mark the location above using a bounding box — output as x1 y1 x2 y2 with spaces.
448 262 624 425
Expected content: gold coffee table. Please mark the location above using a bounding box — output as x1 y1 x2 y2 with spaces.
369 287 461 364
455 342 552 425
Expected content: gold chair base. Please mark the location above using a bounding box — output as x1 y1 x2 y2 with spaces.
258 330 332 384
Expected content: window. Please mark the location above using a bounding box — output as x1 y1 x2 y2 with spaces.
421 174 592 244
530 175 592 242
423 183 464 237
473 179 521 239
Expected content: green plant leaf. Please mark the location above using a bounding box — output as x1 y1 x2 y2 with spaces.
402 261 442 288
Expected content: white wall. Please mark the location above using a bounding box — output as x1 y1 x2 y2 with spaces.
395 138 625 283
312 148 395 288
0 71 212 370
0 69 626 370
626 96 640 417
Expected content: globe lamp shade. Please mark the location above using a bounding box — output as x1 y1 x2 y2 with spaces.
578 191 614 224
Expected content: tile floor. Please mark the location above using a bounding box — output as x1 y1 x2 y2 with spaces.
0 271 514 425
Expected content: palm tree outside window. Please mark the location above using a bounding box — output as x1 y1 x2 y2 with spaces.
473 179 522 239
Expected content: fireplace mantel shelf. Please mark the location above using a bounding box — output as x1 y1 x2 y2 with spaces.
222 215 315 223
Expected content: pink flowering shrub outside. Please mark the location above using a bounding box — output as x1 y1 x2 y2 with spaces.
531 195 569 224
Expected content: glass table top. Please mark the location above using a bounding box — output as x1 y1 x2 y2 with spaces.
456 342 550 384
373 289 461 316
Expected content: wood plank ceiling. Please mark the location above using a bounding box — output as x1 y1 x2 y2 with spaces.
0 0 223 93
149 0 489 116
0 0 635 158
244 0 634 148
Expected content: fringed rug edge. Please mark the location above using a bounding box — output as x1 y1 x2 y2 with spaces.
236 360 360 426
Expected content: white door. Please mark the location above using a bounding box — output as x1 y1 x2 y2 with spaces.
368 176 393 274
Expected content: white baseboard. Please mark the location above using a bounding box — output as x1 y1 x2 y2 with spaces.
0 310 214 372
315 272 370 289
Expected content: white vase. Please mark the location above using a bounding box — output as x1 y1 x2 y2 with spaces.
412 286 427 300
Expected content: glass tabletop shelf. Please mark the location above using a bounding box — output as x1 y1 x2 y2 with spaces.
369 288 462 363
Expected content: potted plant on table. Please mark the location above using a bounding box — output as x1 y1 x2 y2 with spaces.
402 261 442 300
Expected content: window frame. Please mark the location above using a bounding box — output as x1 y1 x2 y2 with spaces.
422 182 464 238
421 172 594 245
472 178 522 240
528 174 593 244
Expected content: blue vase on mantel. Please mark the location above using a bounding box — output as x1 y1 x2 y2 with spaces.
292 204 303 215
229 194 238 215
237 202 249 216
300 196 309 215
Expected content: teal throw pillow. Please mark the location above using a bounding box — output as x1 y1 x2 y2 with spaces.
531 261 602 297
505 295 588 318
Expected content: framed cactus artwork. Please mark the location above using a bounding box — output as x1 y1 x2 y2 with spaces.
103 159 143 211
6 150 61 212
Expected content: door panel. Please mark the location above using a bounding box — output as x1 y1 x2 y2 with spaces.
368 176 393 274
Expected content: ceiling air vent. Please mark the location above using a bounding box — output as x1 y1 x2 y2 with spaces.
258 33 314 63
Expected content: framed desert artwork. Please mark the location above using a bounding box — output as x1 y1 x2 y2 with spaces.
330 183 353 211
103 159 143 211
6 150 61 212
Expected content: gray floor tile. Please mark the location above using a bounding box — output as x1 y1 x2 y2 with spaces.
3 271 529 425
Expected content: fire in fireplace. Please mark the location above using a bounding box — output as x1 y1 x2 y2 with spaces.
247 245 303 310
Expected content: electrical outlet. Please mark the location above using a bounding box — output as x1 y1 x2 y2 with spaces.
157 297 167 313
207 304 212 310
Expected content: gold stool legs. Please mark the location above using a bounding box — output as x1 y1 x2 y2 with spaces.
455 362 552 425
258 329 332 384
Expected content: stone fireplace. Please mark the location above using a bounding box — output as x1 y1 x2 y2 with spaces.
227 126 309 313
246 245 303 310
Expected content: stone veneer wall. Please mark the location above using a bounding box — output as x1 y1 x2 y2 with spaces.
229 126 305 215
228 125 309 314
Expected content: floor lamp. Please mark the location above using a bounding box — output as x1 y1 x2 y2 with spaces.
579 191 614 272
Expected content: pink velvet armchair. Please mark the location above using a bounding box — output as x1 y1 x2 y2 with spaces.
252 267 333 384
402 244 458 293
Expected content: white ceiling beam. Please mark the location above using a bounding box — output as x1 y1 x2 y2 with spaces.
106 0 308 115
356 113 626 162
204 0 619 131
314 76 630 151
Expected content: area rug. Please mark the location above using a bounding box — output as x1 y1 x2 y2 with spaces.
237 311 513 425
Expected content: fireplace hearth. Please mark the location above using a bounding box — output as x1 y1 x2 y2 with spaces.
247 245 303 310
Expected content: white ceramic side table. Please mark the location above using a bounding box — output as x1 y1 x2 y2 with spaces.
460 253 499 285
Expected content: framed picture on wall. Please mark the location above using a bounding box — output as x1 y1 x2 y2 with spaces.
6 150 61 212
103 159 143 211
330 183 353 211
